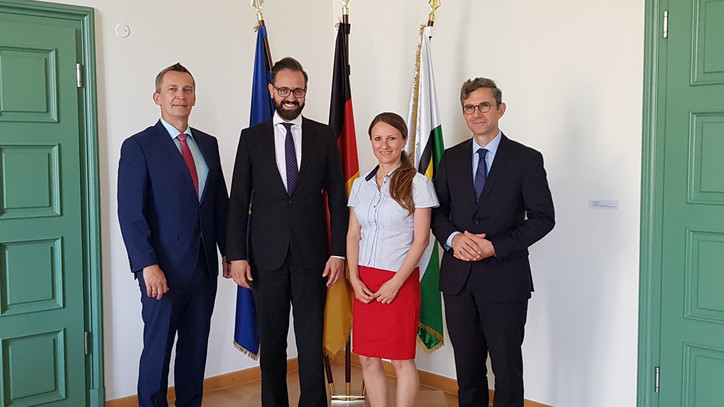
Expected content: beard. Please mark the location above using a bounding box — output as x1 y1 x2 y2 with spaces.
274 98 305 121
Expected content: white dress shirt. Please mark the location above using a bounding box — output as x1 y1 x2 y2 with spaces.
272 112 302 192
348 166 439 273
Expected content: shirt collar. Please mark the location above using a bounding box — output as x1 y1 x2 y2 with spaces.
273 111 303 128
160 117 192 140
472 130 502 155
364 163 402 181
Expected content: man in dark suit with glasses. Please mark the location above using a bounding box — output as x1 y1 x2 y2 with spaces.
226 57 347 407
432 77 555 407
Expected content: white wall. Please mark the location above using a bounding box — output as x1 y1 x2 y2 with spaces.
55 0 644 406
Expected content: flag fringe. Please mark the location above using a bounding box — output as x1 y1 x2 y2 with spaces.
408 24 426 161
323 324 352 359
417 322 445 353
323 338 351 361
233 340 259 360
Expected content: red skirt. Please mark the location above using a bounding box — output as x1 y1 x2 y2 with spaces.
352 266 420 360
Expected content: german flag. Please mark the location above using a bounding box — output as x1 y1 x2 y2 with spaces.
323 19 359 357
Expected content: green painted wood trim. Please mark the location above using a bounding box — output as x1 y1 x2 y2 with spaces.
78 8 105 407
639 0 666 406
0 1 105 405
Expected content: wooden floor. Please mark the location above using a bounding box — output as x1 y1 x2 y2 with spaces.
195 361 458 407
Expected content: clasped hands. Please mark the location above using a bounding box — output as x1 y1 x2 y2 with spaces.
228 256 344 289
350 276 402 305
452 231 495 261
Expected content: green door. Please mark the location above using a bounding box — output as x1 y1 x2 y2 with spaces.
0 7 97 407
656 0 724 405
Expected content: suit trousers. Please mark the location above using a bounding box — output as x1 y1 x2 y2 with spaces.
136 252 217 407
252 253 328 407
443 271 528 407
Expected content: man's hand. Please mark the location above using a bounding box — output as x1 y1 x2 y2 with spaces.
451 232 484 261
463 231 496 260
230 260 253 288
323 257 345 287
142 264 169 300
452 231 495 261
222 256 231 279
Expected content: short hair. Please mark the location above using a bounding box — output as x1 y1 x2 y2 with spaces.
155 63 195 93
368 112 408 140
459 77 502 107
271 57 308 87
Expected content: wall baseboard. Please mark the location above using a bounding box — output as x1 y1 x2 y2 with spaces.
105 359 298 407
106 357 549 407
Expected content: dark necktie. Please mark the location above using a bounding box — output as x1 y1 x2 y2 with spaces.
474 148 488 201
178 133 199 196
283 122 298 194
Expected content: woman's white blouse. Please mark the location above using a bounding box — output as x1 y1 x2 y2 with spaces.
348 167 439 273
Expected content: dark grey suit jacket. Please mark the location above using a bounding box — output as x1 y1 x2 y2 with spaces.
226 117 347 271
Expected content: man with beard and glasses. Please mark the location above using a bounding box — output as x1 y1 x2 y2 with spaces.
226 57 348 407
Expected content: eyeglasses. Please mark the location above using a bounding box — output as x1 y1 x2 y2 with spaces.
273 85 307 98
463 102 497 115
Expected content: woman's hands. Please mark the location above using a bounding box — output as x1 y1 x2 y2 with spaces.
351 275 404 305
350 278 375 304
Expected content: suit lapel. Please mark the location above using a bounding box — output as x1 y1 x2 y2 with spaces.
192 129 212 203
293 117 314 196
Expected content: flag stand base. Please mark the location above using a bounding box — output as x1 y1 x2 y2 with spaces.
326 342 365 405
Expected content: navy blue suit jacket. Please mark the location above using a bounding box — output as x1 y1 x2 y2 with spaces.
431 134 555 301
118 120 228 285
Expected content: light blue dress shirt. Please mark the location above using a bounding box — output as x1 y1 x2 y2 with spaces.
348 166 439 273
160 118 209 201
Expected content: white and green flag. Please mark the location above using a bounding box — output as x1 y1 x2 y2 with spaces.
407 25 445 352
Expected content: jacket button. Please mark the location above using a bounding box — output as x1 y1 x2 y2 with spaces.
474 220 479 224
288 199 293 204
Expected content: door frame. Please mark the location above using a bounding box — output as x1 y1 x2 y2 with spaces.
639 0 666 405
0 1 104 405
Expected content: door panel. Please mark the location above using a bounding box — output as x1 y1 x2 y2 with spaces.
659 0 724 405
0 17 86 407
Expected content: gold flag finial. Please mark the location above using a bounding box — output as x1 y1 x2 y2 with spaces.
427 0 441 25
340 0 350 16
251 0 265 23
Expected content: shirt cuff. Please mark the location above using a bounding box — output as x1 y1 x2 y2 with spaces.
331 255 346 260
445 231 461 251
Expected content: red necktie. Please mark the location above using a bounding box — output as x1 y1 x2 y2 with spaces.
178 133 199 196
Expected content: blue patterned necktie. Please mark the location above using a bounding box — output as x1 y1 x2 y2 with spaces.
283 122 298 194
474 148 488 201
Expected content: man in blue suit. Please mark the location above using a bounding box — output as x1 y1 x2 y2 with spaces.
118 63 229 407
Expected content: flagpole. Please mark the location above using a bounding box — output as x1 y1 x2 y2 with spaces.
340 2 354 399
233 0 274 361
252 0 273 68
427 0 441 26
409 0 442 169
325 0 366 403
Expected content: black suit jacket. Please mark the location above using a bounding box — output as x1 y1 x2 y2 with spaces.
226 117 347 271
431 134 555 301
